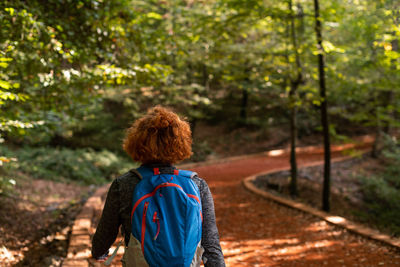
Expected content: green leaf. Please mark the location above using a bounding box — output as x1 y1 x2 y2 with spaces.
147 12 163 20
0 58 12 62
0 81 11 90
5 7 15 16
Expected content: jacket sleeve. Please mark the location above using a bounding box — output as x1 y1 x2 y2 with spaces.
91 179 121 259
199 179 226 267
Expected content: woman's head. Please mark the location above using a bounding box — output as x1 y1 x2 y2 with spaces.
123 106 192 164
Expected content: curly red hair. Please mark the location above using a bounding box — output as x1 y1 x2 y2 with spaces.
123 106 192 164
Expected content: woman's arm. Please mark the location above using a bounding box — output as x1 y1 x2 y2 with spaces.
91 179 121 259
199 178 226 267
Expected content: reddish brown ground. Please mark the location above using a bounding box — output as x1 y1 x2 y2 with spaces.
92 142 400 267
188 149 400 267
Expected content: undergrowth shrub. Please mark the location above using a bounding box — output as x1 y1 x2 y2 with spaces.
0 146 135 185
0 176 16 196
358 136 400 236
191 141 213 162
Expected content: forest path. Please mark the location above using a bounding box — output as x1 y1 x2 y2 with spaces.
186 138 400 266
65 137 400 266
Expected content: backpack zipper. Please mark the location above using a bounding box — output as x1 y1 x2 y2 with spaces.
141 202 149 254
153 211 160 240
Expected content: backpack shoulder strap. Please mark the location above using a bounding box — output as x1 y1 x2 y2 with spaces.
130 166 198 179
128 168 143 180
130 166 155 179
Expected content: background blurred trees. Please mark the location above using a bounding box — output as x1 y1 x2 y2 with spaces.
0 0 399 240
0 0 398 154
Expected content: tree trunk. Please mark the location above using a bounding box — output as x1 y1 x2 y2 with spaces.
372 100 382 158
288 0 303 197
187 61 193 84
383 90 394 134
240 87 248 121
313 0 331 212
289 95 298 197
202 63 209 89
191 119 197 137
240 66 251 122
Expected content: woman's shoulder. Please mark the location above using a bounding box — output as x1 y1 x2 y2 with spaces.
111 169 142 192
187 172 209 191
117 169 141 181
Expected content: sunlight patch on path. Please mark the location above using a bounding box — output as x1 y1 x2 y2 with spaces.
221 237 339 266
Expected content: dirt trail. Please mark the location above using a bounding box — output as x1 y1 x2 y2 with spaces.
75 140 400 266
190 149 400 266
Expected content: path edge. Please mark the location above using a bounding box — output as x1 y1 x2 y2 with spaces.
242 155 400 250
63 185 109 267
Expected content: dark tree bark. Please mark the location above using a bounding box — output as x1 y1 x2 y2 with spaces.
289 91 298 197
372 97 382 158
240 66 251 122
313 0 331 212
202 63 209 89
240 87 248 121
288 0 303 197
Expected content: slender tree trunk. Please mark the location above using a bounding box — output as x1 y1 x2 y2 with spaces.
240 66 251 122
288 5 298 197
202 63 209 89
187 62 197 136
191 119 197 137
289 94 298 197
372 98 382 158
169 2 177 71
187 61 193 84
288 0 303 197
383 90 394 134
313 0 331 212
240 87 248 121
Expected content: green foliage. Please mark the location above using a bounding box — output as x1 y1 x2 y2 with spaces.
359 175 400 236
191 141 214 162
0 0 399 164
0 146 135 185
0 155 17 195
358 137 400 236
0 176 16 196
0 0 162 144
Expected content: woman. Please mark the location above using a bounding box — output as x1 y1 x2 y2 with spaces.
91 106 225 267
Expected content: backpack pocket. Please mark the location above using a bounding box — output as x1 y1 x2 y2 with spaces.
122 234 149 267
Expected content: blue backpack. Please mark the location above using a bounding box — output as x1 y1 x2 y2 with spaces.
130 166 203 267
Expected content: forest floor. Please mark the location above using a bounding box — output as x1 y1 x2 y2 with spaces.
0 174 92 266
252 154 394 237
189 145 400 266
